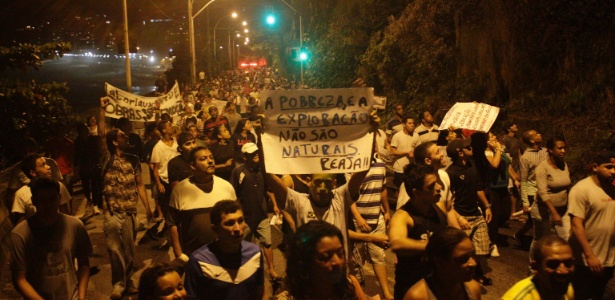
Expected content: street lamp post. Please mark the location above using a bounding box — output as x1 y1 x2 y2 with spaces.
188 0 217 84
122 0 132 91
213 12 238 72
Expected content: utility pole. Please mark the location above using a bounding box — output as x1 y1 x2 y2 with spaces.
188 0 217 84
122 0 132 91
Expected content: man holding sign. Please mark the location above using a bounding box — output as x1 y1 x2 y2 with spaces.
263 88 380 256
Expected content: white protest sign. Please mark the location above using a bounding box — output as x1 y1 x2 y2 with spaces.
103 82 183 122
260 88 375 174
439 102 500 132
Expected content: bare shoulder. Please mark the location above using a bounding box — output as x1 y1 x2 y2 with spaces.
404 279 429 300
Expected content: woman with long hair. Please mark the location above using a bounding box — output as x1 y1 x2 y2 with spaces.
530 137 570 258
209 124 235 181
138 263 187 300
285 221 365 300
405 227 481 300
230 119 256 164
484 131 513 257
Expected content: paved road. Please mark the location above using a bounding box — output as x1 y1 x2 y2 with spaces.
1 166 533 299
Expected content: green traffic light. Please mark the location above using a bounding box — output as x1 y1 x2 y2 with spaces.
299 52 308 61
266 15 276 25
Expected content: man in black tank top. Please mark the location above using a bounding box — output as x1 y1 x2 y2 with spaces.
389 164 448 300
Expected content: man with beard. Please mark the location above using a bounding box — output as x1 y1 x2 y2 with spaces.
168 147 237 263
184 200 264 300
502 235 574 299
568 149 615 299
415 111 440 144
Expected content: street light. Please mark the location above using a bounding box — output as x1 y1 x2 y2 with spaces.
188 0 217 84
213 12 238 66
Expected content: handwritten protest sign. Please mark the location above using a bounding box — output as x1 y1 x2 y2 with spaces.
439 102 500 132
103 82 183 122
260 88 375 174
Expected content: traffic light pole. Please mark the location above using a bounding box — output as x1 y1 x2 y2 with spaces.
279 0 303 87
299 15 303 87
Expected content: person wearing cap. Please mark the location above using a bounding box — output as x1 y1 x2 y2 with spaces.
168 146 237 264
568 149 615 299
167 132 197 191
445 137 494 286
230 142 282 281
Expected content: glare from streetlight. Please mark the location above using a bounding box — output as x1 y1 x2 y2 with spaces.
244 29 249 33
231 12 238 18
266 15 276 25
236 33 241 37
242 21 247 26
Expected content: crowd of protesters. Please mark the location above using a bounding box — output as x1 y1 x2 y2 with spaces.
4 66 615 299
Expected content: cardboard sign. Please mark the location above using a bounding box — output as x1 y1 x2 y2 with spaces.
439 102 500 132
260 88 375 174
103 82 183 122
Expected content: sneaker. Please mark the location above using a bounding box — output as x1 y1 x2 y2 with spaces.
490 244 500 257
110 285 124 300
125 283 138 295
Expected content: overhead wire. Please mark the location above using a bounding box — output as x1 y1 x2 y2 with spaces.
147 0 184 24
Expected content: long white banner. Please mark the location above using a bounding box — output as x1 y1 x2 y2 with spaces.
260 88 375 174
439 102 500 132
103 82 183 122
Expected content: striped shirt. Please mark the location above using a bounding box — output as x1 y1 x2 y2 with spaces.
502 276 574 300
415 123 439 144
355 160 386 225
519 148 549 206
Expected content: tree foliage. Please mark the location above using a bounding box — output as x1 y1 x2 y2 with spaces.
0 42 72 168
248 0 615 178
0 42 70 72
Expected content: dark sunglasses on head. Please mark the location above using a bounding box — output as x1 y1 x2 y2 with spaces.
545 258 574 269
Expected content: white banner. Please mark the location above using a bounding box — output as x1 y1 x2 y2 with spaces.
103 82 183 122
439 102 500 132
260 88 375 174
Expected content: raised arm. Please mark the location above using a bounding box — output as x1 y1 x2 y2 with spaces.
265 173 288 206
347 170 369 201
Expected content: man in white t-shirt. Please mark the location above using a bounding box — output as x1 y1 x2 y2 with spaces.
11 154 71 224
568 150 615 300
390 114 420 188
168 147 237 262
150 120 179 218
